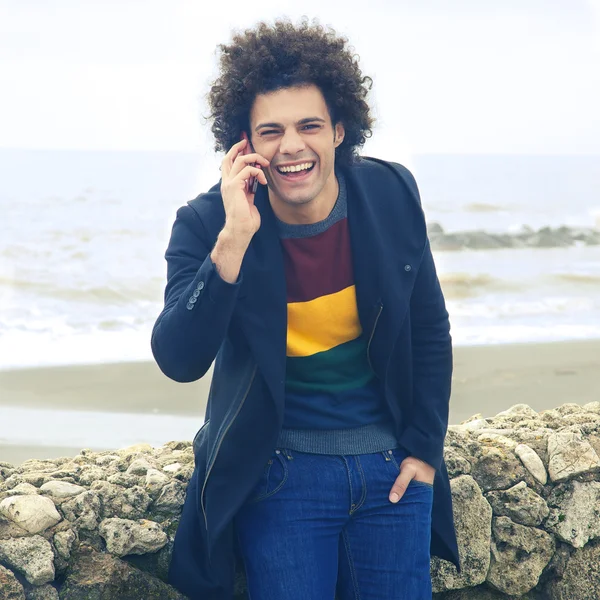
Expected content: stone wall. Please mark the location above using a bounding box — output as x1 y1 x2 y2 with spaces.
2 402 600 599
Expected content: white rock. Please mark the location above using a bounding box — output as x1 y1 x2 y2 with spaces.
0 495 61 534
462 419 488 432
40 481 86 498
547 429 600 482
9 482 40 495
120 443 153 455
515 444 548 485
546 481 600 548
162 462 182 473
494 404 538 421
98 517 168 557
0 535 55 585
583 401 600 414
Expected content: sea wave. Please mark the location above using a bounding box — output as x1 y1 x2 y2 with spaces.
549 273 600 285
0 276 162 304
463 202 506 213
439 273 521 299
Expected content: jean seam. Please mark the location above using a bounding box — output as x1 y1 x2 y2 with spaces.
341 456 354 511
353 457 367 513
341 529 361 600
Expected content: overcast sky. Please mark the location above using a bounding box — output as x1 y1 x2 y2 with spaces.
1 0 599 156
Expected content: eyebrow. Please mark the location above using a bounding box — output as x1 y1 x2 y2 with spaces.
255 117 326 132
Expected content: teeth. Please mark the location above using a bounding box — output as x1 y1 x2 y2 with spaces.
277 162 314 173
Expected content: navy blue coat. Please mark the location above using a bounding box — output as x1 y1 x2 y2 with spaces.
151 157 459 599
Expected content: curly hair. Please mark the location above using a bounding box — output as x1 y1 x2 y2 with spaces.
207 19 374 166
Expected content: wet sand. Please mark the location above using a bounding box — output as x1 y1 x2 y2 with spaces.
1 339 598 465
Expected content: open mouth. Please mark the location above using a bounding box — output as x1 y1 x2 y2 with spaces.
275 161 316 180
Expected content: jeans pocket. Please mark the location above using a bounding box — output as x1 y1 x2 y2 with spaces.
388 447 434 488
249 449 288 504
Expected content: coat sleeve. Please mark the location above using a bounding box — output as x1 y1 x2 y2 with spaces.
398 238 453 471
150 203 242 383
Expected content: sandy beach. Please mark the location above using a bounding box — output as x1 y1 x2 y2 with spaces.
1 339 598 466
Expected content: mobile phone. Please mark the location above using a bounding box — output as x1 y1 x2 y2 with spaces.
240 131 259 194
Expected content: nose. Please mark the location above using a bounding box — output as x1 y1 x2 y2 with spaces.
279 128 306 155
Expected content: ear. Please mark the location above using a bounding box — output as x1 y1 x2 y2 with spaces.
334 122 345 148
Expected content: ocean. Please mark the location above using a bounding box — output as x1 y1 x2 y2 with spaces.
1 148 599 370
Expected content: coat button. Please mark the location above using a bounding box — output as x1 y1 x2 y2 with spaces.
188 296 197 304
192 289 200 298
404 264 412 272
186 302 194 310
197 281 205 291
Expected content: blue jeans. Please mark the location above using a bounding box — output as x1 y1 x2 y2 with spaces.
235 446 434 600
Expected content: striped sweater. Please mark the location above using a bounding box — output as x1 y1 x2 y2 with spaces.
276 173 397 454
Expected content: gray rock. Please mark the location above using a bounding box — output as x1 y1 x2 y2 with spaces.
477 433 517 450
0 564 25 600
547 429 600 482
60 490 101 531
433 585 518 599
0 495 61 534
76 467 107 487
53 529 77 562
39 481 86 499
493 404 539 423
0 535 55 585
431 475 492 591
95 454 120 466
126 458 157 476
153 481 186 516
546 539 600 600
545 481 600 547
24 585 58 600
145 469 171 496
486 481 549 526
99 517 168 557
107 472 143 487
515 444 548 485
471 445 529 492
90 481 152 520
60 548 186 599
487 516 555 596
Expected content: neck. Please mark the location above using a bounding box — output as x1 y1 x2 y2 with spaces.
269 172 339 225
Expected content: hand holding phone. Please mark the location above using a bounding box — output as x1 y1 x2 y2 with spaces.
240 131 259 194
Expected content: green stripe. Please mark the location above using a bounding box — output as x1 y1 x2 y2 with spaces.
286 337 375 393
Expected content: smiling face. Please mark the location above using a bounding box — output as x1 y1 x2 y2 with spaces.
249 84 345 224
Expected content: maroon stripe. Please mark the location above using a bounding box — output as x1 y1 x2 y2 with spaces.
281 217 354 303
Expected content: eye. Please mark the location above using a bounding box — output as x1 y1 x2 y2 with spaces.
301 124 320 131
260 130 279 136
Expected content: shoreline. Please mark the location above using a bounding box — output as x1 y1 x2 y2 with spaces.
1 339 598 466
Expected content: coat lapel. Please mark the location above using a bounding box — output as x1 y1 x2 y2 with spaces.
345 167 387 335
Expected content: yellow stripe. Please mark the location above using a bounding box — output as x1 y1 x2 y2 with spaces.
287 285 363 357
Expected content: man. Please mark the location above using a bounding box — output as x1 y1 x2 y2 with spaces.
152 20 459 600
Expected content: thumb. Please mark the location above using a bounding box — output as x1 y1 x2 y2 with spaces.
389 464 415 504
